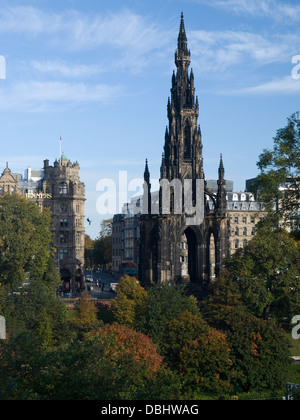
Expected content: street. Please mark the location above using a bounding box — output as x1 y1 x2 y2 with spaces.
85 270 121 300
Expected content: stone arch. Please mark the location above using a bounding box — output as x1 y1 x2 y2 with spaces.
60 268 71 292
180 225 202 284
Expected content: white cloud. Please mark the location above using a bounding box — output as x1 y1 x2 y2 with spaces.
0 81 124 112
0 6 171 74
196 0 300 21
0 6 62 35
0 6 170 53
31 60 104 78
221 76 300 95
189 30 298 74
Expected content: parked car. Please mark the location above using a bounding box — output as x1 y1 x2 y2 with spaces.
85 275 93 283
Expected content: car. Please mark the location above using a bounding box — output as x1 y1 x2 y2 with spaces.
110 283 118 292
85 275 93 283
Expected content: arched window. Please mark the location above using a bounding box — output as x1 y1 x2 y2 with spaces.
184 121 191 159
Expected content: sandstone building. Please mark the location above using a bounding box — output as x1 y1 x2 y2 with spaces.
0 154 85 292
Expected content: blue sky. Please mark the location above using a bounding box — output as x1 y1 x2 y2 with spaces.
0 0 299 238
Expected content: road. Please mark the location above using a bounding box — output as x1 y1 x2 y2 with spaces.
85 270 121 300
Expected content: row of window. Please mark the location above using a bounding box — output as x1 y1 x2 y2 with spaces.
232 227 255 236
59 218 83 227
59 232 82 244
233 216 256 224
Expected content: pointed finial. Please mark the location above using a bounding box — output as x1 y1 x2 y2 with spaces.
144 159 150 177
178 12 188 52
219 154 225 179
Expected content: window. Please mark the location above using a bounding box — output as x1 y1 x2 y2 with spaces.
251 217 255 224
243 217 247 224
243 227 247 236
235 240 239 249
243 240 247 248
235 227 239 236
59 249 68 260
60 204 68 213
234 217 239 224
251 227 255 236
59 183 68 195
60 218 69 227
60 232 69 244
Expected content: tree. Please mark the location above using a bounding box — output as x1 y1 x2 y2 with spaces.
70 292 100 331
160 310 209 370
202 270 245 330
0 194 53 289
251 112 300 232
139 282 200 346
84 234 95 268
93 219 113 266
179 327 233 395
224 228 300 321
3 261 70 344
110 276 148 328
217 309 290 393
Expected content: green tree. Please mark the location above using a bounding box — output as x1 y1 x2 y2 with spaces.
4 262 70 344
224 228 300 321
35 307 54 352
70 292 100 331
84 234 95 268
179 327 233 395
218 309 290 393
93 219 113 266
160 310 209 370
110 275 148 328
0 194 53 289
139 282 200 346
0 324 165 400
251 112 300 233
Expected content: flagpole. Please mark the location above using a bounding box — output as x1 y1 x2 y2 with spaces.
59 134 62 166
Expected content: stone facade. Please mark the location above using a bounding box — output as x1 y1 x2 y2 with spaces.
0 155 86 292
138 15 228 293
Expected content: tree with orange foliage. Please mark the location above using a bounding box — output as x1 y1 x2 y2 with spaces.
91 324 163 379
179 327 233 396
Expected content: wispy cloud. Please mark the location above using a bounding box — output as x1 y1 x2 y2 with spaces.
0 7 171 69
0 81 124 112
220 76 300 95
195 0 300 21
31 60 104 78
189 30 298 74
